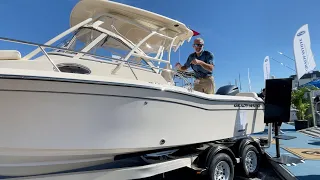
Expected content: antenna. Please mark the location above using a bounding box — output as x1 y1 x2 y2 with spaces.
248 68 252 92
270 57 296 72
178 47 181 64
239 73 242 91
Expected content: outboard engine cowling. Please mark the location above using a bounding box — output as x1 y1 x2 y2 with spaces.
216 85 239 96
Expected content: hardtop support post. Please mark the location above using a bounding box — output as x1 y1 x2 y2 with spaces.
111 31 157 75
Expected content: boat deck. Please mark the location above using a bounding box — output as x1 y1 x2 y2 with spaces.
252 123 320 180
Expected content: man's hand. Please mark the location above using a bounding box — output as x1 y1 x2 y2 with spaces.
175 62 188 71
175 62 182 69
191 59 203 65
192 59 213 71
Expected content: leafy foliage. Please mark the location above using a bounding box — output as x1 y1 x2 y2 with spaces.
291 85 319 120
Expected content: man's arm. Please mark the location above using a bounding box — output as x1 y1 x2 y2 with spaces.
176 55 192 71
177 64 188 71
192 52 214 71
175 63 188 71
197 61 214 71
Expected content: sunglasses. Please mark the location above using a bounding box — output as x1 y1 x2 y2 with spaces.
193 44 203 47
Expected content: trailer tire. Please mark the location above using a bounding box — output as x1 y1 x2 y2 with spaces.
240 144 260 177
207 152 234 180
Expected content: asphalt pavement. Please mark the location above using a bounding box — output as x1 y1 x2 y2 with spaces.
141 155 281 180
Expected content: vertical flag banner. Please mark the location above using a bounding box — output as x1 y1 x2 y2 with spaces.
239 73 242 91
263 56 270 82
293 24 316 79
248 68 252 92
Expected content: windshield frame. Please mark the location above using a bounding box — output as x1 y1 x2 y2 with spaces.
55 27 157 73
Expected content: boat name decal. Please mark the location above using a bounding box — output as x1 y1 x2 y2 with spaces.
234 103 260 108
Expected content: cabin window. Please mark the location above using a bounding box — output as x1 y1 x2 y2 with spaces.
56 63 91 74
55 28 97 54
89 35 131 60
57 27 155 72
69 28 99 52
86 34 155 71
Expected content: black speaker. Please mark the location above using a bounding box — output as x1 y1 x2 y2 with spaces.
264 78 292 124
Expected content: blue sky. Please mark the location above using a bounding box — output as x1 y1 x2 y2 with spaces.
1 0 320 93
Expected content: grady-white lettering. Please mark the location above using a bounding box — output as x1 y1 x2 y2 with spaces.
234 103 260 108
299 38 309 71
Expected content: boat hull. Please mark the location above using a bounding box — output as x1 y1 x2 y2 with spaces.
0 75 265 176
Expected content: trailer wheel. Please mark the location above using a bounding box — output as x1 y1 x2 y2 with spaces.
207 152 234 180
240 144 260 177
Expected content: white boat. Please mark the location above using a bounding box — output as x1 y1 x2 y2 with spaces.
0 0 265 177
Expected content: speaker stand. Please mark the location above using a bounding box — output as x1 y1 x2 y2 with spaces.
269 122 304 165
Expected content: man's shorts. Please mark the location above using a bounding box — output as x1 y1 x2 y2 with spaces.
194 76 215 94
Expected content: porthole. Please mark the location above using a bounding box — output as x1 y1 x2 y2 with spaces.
55 63 91 74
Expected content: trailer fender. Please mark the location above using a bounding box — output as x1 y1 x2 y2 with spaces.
196 144 237 169
237 137 263 158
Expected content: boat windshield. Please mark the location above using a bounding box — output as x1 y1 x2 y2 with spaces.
57 27 155 71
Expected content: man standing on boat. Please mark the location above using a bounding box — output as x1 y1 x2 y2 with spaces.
175 38 215 94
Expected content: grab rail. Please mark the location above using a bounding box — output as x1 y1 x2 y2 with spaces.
38 46 60 72
0 36 194 90
0 36 142 78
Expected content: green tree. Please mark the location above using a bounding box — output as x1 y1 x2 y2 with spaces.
291 85 319 120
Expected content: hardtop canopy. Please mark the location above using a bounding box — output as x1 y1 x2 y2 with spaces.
70 0 194 54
